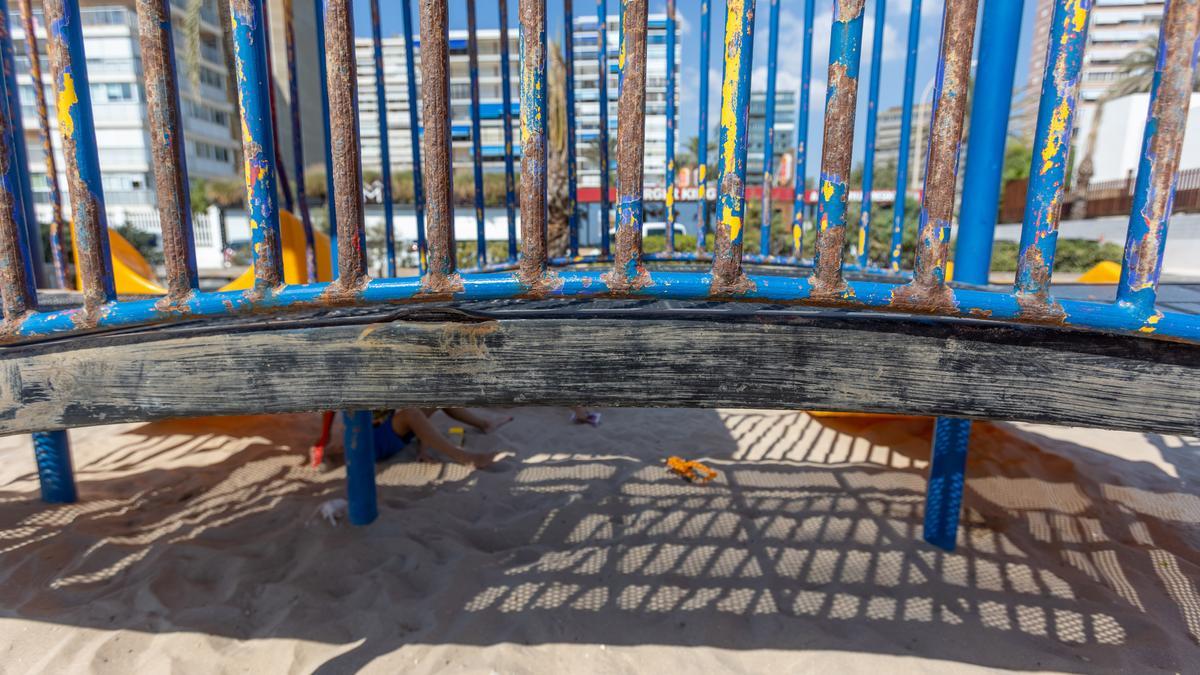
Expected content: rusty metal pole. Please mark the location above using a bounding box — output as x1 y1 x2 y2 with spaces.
811 0 865 299
609 0 648 289
0 67 35 319
419 0 460 292
596 0 611 256
136 0 199 304
42 0 116 308
565 0 581 257
369 0 395 277
16 0 66 288
467 0 487 268
498 0 518 262
695 0 712 254
518 0 550 287
325 0 367 287
709 0 756 294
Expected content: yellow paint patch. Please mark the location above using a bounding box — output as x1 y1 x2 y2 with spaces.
719 0 744 172
727 212 742 241
858 225 866 253
822 180 834 202
698 165 706 182
1070 0 1087 32
1040 99 1070 174
793 223 802 250
56 73 78 138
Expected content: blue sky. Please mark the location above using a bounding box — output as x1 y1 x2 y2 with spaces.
353 1 1038 163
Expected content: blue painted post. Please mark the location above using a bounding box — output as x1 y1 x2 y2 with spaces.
0 0 43 289
260 2 294 215
1116 0 1200 320
811 0 866 296
758 0 780 257
857 0 885 268
565 0 579 257
955 0 1024 285
370 0 396 276
231 0 284 289
343 411 378 525
315 0 339 274
710 0 755 291
1016 0 1093 300
33 431 76 503
518 0 550 283
499 0 518 261
467 0 487 267
695 0 712 253
43 0 115 307
611 0 648 287
789 0 815 258
401 0 427 272
923 417 970 550
596 0 611 255
664 0 677 253
890 0 922 271
283 0 318 282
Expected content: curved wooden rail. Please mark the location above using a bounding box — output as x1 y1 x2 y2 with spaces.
1 299 1196 436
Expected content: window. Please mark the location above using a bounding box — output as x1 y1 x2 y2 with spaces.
90 82 135 103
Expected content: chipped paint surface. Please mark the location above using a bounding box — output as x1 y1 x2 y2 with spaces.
694 0 713 253
367 0 393 277
400 0 427 270
609 0 652 291
1117 0 1200 315
326 0 368 287
1016 0 1092 300
517 0 555 293
418 0 459 292
0 75 34 320
758 0 780 256
664 0 677 254
596 0 612 256
710 0 755 294
788 0 816 259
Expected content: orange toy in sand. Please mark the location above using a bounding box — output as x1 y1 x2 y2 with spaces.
665 456 718 484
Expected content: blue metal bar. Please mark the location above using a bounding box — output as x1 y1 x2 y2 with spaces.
467 0 487 268
923 417 970 550
758 0 780 257
33 430 75 503
696 0 712 253
0 0 43 290
857 0 886 268
612 0 648 288
44 0 115 307
955 0 1024 285
664 0 677 253
17 0 66 288
343 411 378 525
519 0 549 285
709 0 755 292
1016 0 1093 300
370 0 396 277
597 0 611 256
1116 0 1200 317
812 0 866 297
890 0 921 271
230 0 283 289
283 0 317 282
0 41 36 318
401 0 427 272
325 0 367 284
789 0 815 258
315 0 339 274
499 0 518 262
260 1 294 215
566 0 581 257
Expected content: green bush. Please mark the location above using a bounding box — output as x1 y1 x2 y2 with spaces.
990 238 1123 273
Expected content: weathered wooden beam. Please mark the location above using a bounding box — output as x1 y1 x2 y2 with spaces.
0 302 1196 436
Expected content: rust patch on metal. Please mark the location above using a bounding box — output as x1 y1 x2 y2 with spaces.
968 307 993 318
418 0 457 282
326 0 369 284
890 282 958 315
834 0 866 23
419 271 466 299
1016 292 1068 324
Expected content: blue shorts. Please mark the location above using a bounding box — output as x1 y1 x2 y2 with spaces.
370 411 416 462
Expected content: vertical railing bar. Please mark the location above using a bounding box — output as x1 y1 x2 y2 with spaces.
811 0 866 297
518 0 549 285
370 0 395 277
136 0 199 302
596 0 611 256
325 0 367 286
890 0 921 271
856 0 885 268
261 1 294 214
610 0 648 288
230 0 283 289
315 0 339 275
757 0 780 257
1015 0 1093 302
894 0 978 309
44 0 116 307
498 0 518 262
565 0 581 257
284 0 318 282
401 0 427 272
0 57 35 318
419 0 460 290
1115 0 1200 318
789 0 815 259
709 0 755 293
663 0 676 254
17 0 66 288
467 0 487 268
695 0 711 254
1 0 42 289
954 0 1024 285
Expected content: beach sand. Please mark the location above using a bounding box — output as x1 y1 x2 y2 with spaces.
0 408 1197 673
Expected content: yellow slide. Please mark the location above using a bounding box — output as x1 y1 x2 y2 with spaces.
73 210 330 295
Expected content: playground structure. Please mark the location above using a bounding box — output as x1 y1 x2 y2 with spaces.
0 0 1197 555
